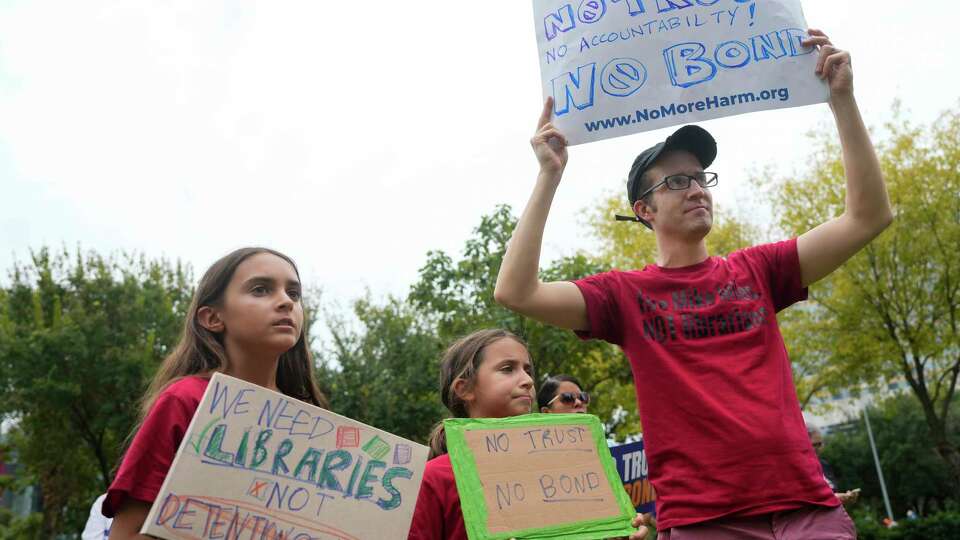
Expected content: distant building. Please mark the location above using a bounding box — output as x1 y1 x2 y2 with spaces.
0 420 41 515
803 379 910 434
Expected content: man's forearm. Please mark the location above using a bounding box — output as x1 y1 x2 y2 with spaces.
831 94 892 228
494 170 561 307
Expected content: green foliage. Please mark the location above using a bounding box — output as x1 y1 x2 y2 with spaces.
320 297 445 443
764 103 960 487
854 511 960 540
0 509 43 540
0 248 192 535
408 205 641 439
318 205 638 439
821 394 958 516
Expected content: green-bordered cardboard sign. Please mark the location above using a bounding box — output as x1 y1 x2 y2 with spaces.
445 414 635 540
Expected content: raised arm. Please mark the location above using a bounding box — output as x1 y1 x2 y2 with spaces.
494 98 590 331
796 29 893 287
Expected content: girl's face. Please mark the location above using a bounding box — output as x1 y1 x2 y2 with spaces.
542 381 588 414
460 338 535 419
210 253 304 357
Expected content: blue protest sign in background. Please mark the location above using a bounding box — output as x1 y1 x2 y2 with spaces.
609 439 656 514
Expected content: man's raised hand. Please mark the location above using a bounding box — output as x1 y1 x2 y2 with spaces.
803 29 853 98
531 97 569 177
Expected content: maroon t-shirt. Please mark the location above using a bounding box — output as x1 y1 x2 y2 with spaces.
407 454 467 540
573 239 837 530
103 376 209 517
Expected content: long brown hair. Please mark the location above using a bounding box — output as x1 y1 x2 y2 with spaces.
138 247 328 423
427 329 529 459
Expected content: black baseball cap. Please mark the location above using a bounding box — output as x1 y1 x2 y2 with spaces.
616 125 717 229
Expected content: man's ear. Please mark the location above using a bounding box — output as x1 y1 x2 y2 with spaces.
197 306 226 334
540 406 550 413
634 198 656 225
453 378 474 406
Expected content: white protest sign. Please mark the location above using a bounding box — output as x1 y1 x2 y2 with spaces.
532 0 829 145
142 372 429 540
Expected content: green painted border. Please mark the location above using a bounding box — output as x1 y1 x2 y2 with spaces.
445 414 636 540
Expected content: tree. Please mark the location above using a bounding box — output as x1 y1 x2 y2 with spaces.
821 393 959 517
409 205 641 439
319 296 446 443
0 248 192 535
765 103 960 489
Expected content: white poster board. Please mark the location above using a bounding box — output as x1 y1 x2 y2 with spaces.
142 372 429 540
532 0 829 145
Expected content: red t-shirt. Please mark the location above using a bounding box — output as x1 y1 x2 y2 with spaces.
407 454 467 540
102 376 209 517
573 239 837 530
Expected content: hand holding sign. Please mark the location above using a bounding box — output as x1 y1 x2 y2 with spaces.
532 97 569 178
803 29 853 97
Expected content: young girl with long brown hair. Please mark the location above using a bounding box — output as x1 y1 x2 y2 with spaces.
104 247 328 539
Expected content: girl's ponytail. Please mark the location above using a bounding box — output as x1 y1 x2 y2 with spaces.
427 421 447 460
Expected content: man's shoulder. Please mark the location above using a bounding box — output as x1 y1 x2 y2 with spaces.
724 239 798 260
579 267 654 282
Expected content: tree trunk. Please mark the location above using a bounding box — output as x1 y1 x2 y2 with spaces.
933 437 960 493
39 467 62 539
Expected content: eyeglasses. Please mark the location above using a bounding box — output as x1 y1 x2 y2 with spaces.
547 391 590 407
636 171 718 201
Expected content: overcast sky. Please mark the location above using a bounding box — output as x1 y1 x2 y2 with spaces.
1 0 956 313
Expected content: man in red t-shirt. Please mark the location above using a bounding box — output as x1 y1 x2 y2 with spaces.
494 30 890 539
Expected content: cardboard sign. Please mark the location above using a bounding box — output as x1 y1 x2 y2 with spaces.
609 439 656 514
532 0 829 144
142 372 429 540
445 414 635 540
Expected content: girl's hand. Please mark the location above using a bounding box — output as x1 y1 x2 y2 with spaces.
612 512 654 540
802 29 853 99
531 97 569 177
628 512 654 539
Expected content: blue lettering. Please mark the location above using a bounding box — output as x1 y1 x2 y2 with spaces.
577 0 606 23
656 0 693 13
663 41 716 87
552 63 597 115
544 4 576 41
782 28 815 56
751 31 787 60
208 382 253 419
613 0 647 16
600 57 647 97
714 40 750 68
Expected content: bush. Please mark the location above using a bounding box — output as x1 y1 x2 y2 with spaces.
0 509 43 540
854 511 960 540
